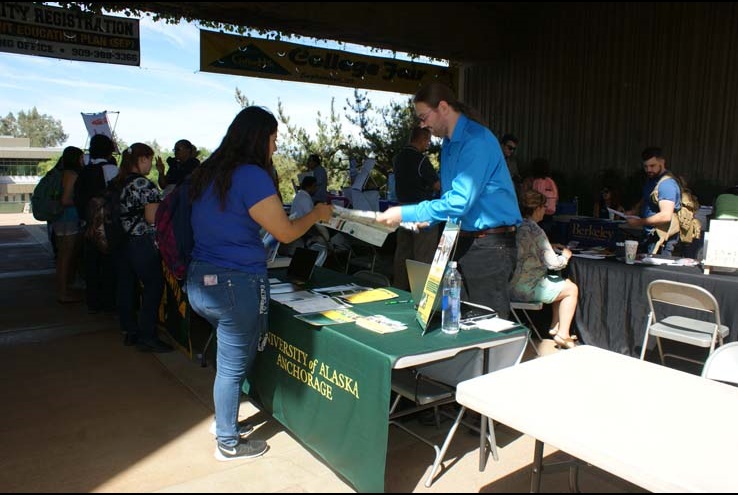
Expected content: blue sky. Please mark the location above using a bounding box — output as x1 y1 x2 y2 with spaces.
0 16 426 152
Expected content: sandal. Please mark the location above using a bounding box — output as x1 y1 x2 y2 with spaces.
549 328 578 340
552 333 578 349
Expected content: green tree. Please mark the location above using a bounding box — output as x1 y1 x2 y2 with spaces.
343 89 416 170
234 87 430 200
343 89 437 194
36 157 59 176
0 113 17 136
277 98 357 195
0 107 68 147
236 88 355 201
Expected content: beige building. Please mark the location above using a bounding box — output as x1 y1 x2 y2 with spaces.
0 136 61 212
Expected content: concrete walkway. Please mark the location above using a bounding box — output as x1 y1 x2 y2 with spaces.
0 213 643 492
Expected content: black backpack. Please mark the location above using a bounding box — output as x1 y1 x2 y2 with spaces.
74 162 106 223
84 177 136 254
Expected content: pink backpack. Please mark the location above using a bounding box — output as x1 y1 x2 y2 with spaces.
532 177 559 215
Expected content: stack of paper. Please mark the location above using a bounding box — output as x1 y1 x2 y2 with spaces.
271 290 350 314
355 315 407 334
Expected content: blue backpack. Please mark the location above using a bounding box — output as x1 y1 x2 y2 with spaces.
154 177 193 281
31 167 64 222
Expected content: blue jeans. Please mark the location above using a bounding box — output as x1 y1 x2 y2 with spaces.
186 260 269 447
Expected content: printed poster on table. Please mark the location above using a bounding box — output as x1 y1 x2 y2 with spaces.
416 221 460 332
703 219 738 271
158 262 191 357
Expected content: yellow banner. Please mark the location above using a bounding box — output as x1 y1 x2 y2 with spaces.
200 30 456 94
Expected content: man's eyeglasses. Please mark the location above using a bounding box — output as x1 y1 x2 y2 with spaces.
505 144 517 152
416 109 435 123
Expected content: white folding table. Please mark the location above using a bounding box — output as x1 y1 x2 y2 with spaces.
456 345 738 492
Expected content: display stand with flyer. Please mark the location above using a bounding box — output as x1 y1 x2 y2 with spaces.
702 219 738 274
81 110 120 153
349 158 380 211
416 221 460 334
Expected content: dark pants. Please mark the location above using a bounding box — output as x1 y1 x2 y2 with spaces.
642 231 679 256
454 231 517 319
117 234 164 345
83 238 116 311
393 224 440 290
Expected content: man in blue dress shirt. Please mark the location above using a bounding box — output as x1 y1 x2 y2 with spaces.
377 83 521 318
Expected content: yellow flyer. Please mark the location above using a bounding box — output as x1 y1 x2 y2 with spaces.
341 287 398 304
417 221 460 333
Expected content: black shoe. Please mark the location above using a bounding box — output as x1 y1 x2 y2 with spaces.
136 339 174 353
122 332 138 346
214 439 268 461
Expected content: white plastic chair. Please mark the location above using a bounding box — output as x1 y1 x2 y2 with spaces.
640 279 730 366
702 341 738 385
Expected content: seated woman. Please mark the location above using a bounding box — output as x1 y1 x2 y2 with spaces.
510 190 580 349
593 185 625 219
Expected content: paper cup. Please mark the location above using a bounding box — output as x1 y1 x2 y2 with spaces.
625 240 638 264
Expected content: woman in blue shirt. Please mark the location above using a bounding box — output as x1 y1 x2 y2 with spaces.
186 106 332 462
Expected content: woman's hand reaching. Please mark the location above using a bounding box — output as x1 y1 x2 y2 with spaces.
155 156 165 175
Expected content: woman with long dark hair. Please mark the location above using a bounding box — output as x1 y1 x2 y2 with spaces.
186 106 332 461
53 146 84 303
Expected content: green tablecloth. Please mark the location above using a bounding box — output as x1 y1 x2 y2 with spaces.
245 268 527 492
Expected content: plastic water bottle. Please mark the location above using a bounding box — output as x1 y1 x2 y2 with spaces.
441 261 462 335
573 196 579 215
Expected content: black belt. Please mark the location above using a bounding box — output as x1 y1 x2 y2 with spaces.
459 226 517 238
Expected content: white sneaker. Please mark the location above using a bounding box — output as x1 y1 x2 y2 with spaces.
209 420 254 438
